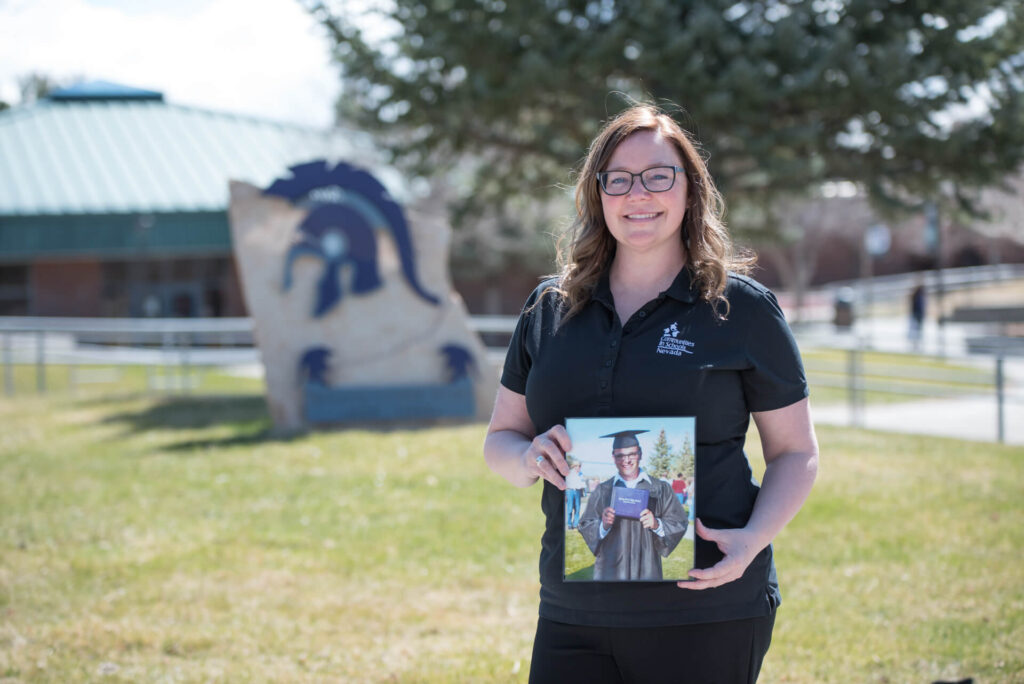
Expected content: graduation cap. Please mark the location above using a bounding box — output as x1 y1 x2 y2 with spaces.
600 429 649 450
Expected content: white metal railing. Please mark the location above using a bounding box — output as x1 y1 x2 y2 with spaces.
824 263 1024 302
0 314 519 396
2 263 1023 443
0 316 254 334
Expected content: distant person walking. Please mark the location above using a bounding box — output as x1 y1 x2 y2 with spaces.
909 283 926 351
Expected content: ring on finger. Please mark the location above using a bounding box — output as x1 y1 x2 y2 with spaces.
535 455 545 465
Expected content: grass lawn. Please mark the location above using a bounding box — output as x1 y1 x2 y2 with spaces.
564 516 695 581
1 383 1022 682
0 364 264 397
801 349 997 405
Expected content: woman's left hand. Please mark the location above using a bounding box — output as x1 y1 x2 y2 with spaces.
678 399 819 591
676 518 764 590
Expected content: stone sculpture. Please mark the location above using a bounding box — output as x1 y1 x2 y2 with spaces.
228 160 496 431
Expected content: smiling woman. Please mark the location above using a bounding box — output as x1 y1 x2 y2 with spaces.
484 103 818 683
554 104 756 323
599 131 689 268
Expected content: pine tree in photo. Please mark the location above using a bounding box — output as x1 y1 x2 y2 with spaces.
648 429 674 480
672 438 696 482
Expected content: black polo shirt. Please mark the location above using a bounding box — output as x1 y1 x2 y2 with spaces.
501 266 808 628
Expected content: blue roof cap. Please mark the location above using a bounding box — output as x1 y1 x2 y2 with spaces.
48 80 164 102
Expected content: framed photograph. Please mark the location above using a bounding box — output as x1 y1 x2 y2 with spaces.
563 416 696 582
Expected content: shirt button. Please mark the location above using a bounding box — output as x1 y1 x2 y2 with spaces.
638 311 646 318
604 360 612 367
610 340 617 347
600 381 607 389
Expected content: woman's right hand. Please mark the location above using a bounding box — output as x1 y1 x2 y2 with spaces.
523 425 572 490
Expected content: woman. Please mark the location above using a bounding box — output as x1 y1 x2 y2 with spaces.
484 103 818 683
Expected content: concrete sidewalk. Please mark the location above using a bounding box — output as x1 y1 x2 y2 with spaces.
811 395 1024 446
794 314 1024 446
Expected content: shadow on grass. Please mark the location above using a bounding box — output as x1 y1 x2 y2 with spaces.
103 395 269 430
162 429 286 452
100 395 280 451
101 394 486 452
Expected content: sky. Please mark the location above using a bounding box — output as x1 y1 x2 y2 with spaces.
567 417 696 481
0 0 340 128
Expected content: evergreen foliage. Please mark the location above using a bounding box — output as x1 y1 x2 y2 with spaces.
645 429 696 480
307 0 1024 242
647 428 674 479
674 443 696 482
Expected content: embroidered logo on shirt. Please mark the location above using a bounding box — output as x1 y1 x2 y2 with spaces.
657 322 694 356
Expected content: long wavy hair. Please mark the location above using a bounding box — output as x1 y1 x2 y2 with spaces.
550 104 753 320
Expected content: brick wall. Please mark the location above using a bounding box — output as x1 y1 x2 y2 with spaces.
30 260 103 316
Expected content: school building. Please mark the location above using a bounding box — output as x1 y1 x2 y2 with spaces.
2 81 1020 318
0 81 364 317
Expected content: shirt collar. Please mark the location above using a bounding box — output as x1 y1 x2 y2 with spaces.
663 265 699 304
592 272 615 311
592 265 698 310
613 469 652 488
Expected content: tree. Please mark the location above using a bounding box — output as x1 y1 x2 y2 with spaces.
671 446 696 479
647 428 674 479
17 72 63 105
975 170 1024 247
758 188 877 322
672 444 696 482
0 72 74 111
307 0 1024 251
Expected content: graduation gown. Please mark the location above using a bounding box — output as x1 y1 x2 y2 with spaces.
577 477 688 580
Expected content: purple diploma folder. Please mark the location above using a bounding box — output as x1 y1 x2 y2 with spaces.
610 487 649 519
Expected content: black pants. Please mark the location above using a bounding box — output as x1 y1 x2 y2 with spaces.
529 611 775 684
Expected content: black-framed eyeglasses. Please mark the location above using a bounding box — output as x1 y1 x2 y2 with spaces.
597 165 685 196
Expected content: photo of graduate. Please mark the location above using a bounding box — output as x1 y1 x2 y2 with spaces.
566 418 695 581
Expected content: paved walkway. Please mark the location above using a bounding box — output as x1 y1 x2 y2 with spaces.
811 396 1024 446
798 316 1024 446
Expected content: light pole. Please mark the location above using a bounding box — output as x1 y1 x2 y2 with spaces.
924 202 945 358
861 222 891 349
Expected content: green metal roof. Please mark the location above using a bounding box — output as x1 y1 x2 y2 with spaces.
0 83 375 217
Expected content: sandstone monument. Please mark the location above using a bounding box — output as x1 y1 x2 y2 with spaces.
228 160 496 431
